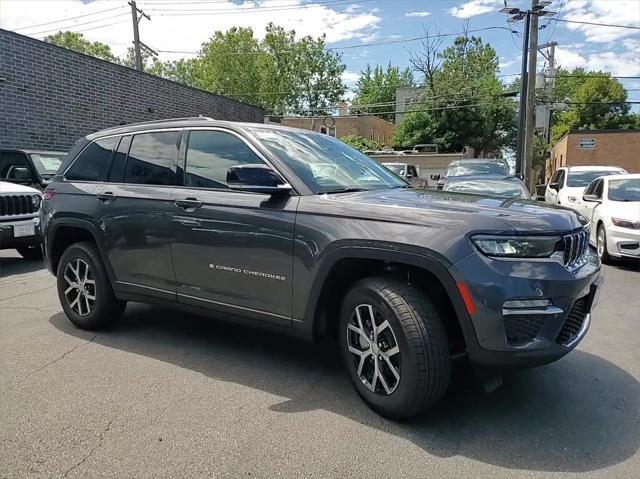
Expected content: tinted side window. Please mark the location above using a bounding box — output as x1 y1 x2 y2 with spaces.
549 170 560 184
184 130 265 189
594 179 604 198
66 137 118 182
108 135 131 183
557 170 566 188
124 131 180 186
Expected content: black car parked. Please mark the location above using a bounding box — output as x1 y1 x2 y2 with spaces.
0 149 67 190
41 118 602 419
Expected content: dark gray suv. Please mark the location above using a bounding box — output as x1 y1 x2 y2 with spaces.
42 118 602 419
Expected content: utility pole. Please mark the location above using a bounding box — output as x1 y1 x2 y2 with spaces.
523 0 540 192
129 1 150 71
501 1 556 190
538 41 557 143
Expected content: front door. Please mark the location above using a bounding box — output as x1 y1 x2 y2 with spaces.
170 128 297 325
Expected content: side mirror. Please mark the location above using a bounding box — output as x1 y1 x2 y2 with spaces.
430 173 441 181
548 182 559 191
7 166 32 181
582 193 601 203
227 164 291 195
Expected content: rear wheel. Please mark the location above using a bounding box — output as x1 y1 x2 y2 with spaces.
339 277 451 420
56 242 126 330
597 224 613 265
17 245 43 260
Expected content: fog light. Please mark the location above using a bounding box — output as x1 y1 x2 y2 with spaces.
503 299 551 309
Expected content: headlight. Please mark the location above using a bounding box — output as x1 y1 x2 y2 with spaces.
611 217 640 229
31 194 42 210
472 235 562 258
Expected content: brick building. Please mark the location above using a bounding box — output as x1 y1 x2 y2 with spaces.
547 129 640 176
0 29 264 152
279 114 395 144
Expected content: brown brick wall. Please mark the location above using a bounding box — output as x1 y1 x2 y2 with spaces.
548 131 640 175
281 115 395 144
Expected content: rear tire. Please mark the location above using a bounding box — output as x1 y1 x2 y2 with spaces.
339 277 451 420
597 224 613 265
56 242 126 330
17 245 43 260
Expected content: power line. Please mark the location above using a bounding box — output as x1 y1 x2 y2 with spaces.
13 5 125 32
147 0 373 15
554 18 640 30
28 13 131 37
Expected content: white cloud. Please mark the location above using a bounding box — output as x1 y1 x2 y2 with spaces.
448 0 501 19
560 0 640 43
555 47 640 77
405 11 431 18
499 58 518 70
0 0 381 61
342 71 360 85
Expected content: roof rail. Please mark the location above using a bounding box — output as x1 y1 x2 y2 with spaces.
122 116 215 127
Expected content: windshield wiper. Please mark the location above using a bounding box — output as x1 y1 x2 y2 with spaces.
319 187 370 195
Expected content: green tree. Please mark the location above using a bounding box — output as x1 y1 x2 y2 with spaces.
340 135 385 152
352 63 415 122
551 69 631 141
395 35 516 155
44 31 119 63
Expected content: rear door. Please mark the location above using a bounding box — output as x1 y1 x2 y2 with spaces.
97 130 181 300
170 128 298 325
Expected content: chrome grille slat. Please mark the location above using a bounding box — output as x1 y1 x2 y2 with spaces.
563 228 589 270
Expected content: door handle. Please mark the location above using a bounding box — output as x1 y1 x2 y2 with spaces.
175 198 203 209
175 218 201 227
97 191 116 202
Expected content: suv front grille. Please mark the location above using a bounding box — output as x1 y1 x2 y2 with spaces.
563 228 589 269
556 296 588 345
505 315 545 346
0 195 36 217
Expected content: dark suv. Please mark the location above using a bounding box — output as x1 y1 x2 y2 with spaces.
42 118 602 419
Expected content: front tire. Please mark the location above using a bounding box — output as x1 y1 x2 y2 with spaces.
56 242 126 330
597 224 613 265
17 245 43 260
339 277 451 420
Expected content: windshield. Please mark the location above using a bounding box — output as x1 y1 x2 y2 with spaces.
30 153 65 175
383 164 405 175
444 179 529 198
248 128 406 193
567 170 621 187
608 178 640 201
445 161 508 177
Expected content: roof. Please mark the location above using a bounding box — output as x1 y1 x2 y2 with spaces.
444 175 520 183
563 165 628 172
602 173 640 181
86 117 312 140
1 148 67 155
554 128 640 143
448 158 506 164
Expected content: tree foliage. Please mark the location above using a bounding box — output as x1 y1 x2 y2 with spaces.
44 31 119 63
352 64 415 122
395 35 516 155
340 135 385 152
551 68 633 141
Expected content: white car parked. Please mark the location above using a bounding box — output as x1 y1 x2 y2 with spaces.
545 165 627 209
578 174 640 263
0 180 43 259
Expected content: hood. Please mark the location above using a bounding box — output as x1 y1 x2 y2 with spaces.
326 188 586 233
0 181 41 195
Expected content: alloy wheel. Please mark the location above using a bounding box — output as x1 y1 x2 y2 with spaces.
597 228 605 258
63 259 96 316
346 304 401 395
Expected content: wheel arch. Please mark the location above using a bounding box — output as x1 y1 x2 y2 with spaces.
303 245 476 356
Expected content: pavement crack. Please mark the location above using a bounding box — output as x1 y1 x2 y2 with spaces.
61 410 122 479
0 283 55 302
7 335 97 392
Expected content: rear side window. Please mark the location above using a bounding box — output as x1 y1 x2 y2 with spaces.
65 137 118 182
124 131 180 186
184 130 265 189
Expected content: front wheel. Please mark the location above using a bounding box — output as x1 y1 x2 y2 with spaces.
56 242 126 330
339 278 451 420
597 225 613 265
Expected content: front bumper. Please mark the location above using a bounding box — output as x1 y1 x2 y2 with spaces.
607 225 640 258
0 217 41 249
454 249 602 368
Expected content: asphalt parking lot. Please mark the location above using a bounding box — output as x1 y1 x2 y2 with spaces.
0 250 638 479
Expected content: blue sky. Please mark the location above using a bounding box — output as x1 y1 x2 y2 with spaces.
2 0 639 101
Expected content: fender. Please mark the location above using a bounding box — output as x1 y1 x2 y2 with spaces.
299 241 480 351
46 216 117 283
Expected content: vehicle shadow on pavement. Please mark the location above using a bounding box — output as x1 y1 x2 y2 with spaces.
0 256 45 278
50 304 640 474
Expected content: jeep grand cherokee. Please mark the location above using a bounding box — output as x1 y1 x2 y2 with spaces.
41 118 602 419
